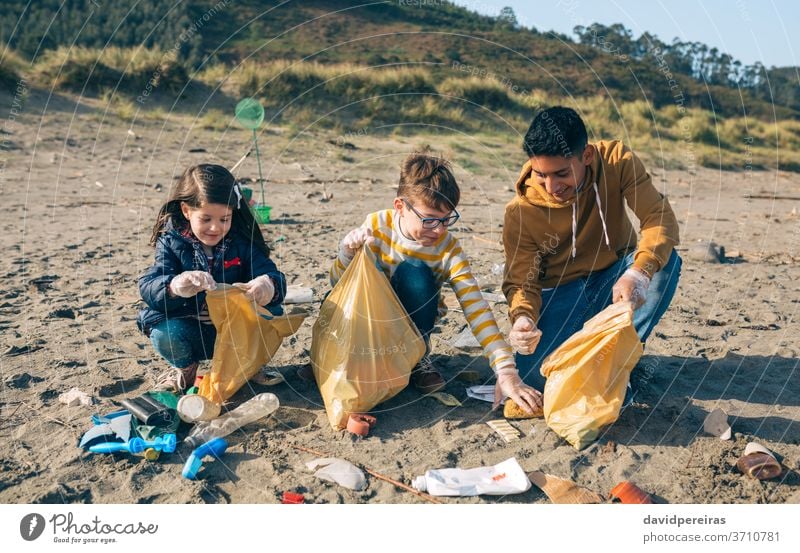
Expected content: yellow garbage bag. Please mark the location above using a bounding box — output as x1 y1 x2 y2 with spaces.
541 301 643 449
311 248 426 430
199 285 307 404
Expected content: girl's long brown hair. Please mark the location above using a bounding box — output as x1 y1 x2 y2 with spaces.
150 164 270 257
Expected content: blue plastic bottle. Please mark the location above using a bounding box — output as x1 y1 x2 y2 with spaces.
182 437 228 480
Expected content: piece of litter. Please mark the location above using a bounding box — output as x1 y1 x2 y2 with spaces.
450 327 481 349
108 413 132 442
528 471 604 504
736 442 782 480
59 387 93 407
95 181 103 188
703 408 732 440
251 370 285 386
413 457 530 496
78 413 132 449
284 285 314 304
466 385 495 403
306 457 366 491
78 425 115 449
427 392 462 407
487 419 520 443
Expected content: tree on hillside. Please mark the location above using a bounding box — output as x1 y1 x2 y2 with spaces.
496 7 519 29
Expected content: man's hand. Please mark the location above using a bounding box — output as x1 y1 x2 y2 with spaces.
612 268 651 309
494 370 543 414
509 315 542 355
340 227 374 259
169 271 216 298
234 275 275 305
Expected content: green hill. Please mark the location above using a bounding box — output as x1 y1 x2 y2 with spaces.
2 0 799 170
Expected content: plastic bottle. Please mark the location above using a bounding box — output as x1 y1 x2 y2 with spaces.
411 457 531 497
182 437 228 480
177 394 221 423
184 393 279 448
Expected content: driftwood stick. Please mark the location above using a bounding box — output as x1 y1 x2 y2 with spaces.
291 444 442 504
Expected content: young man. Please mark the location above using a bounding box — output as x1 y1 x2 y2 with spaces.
503 107 682 399
333 152 541 413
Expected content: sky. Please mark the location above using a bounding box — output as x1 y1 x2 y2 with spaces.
453 0 799 68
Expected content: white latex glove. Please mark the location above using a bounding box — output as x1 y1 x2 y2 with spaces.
339 227 374 259
509 315 542 355
234 275 275 305
169 271 216 298
612 268 651 309
493 369 543 414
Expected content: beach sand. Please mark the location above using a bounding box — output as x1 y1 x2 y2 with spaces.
1 90 798 504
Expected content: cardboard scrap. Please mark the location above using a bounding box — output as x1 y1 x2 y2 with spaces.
487 419 521 443
528 471 604 504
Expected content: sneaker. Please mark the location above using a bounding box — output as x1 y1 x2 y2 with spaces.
410 356 445 394
154 363 197 393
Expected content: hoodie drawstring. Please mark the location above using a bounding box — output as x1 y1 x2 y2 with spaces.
570 202 577 258
593 182 611 248
570 182 610 259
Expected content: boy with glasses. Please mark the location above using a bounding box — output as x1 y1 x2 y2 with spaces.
331 152 541 414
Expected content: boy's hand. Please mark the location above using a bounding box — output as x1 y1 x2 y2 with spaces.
493 370 543 414
169 271 216 298
340 227 374 259
612 268 650 309
509 315 542 355
234 275 275 305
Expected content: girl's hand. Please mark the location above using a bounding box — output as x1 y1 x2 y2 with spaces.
493 369 543 414
169 271 216 298
234 275 275 305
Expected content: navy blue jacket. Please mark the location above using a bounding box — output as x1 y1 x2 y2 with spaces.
137 224 286 334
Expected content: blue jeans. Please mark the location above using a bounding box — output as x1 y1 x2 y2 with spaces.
516 250 682 390
149 317 216 368
390 259 440 351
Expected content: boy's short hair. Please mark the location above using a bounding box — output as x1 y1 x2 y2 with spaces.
522 106 588 158
398 152 460 211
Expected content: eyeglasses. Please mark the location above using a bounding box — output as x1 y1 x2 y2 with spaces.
402 199 460 229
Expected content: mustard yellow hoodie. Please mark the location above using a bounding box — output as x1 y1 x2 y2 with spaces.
502 140 679 323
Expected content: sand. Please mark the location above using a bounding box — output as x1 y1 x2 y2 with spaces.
1 89 799 504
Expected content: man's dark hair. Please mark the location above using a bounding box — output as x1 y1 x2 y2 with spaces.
522 106 588 158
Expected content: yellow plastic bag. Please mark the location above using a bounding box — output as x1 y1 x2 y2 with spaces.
541 301 643 449
311 248 426 430
199 285 307 404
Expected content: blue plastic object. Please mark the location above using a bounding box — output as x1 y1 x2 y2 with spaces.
88 434 177 455
91 409 130 426
182 437 228 480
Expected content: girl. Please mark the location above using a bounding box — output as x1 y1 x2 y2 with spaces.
137 164 286 392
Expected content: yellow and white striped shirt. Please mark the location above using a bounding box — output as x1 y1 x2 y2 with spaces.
330 209 515 374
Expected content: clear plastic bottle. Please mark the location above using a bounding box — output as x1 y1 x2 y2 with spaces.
184 393 279 447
